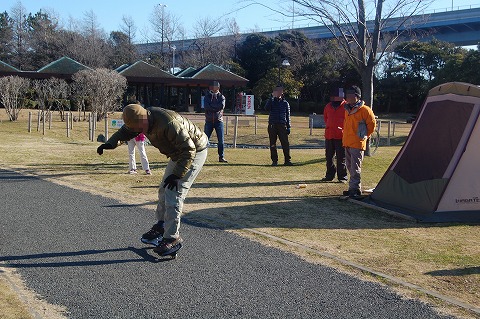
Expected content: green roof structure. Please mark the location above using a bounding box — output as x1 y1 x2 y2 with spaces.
37 56 91 74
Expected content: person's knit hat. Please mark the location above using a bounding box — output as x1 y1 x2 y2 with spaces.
122 104 147 128
347 85 361 98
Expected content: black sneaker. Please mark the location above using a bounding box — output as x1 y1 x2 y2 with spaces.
284 161 293 166
141 223 164 246
219 157 228 163
271 161 278 166
153 237 183 256
321 177 334 182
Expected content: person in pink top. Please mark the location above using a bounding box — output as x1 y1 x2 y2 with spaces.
127 132 151 175
321 87 347 182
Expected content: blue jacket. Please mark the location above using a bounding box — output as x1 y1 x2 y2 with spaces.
265 97 291 127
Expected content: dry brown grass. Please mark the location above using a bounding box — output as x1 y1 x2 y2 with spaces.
0 110 478 319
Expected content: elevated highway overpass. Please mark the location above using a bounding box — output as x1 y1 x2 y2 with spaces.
137 6 480 56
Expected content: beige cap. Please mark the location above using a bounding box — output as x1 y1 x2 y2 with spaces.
122 104 147 128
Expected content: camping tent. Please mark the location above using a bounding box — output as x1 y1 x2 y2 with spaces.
370 82 480 222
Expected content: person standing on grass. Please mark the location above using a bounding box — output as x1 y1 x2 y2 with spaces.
342 85 376 198
265 85 292 166
127 132 151 175
321 87 347 183
204 80 228 163
97 104 208 257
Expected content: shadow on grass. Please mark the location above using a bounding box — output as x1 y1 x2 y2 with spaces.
425 267 480 276
181 195 471 231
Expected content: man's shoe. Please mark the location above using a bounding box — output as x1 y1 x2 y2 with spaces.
128 169 137 174
141 222 164 246
284 161 293 166
219 157 228 163
321 177 334 182
153 237 183 256
271 161 278 166
338 178 348 184
349 189 362 198
342 190 351 196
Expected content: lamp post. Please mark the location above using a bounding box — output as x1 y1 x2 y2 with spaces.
278 59 290 85
171 45 176 74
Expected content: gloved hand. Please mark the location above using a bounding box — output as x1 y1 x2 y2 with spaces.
163 174 180 191
97 143 114 155
286 127 291 135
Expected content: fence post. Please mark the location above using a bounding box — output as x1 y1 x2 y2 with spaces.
254 115 257 135
233 116 238 148
66 112 70 137
88 113 92 141
92 112 96 141
36 111 40 131
104 113 109 141
42 111 46 135
387 121 391 146
48 111 52 129
309 116 313 136
28 112 32 133
225 116 229 135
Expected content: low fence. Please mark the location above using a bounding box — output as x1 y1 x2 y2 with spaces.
26 110 412 149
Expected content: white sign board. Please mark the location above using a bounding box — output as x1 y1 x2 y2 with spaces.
110 119 124 128
245 95 254 115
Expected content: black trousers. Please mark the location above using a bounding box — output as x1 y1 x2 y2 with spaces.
324 138 347 180
268 124 291 163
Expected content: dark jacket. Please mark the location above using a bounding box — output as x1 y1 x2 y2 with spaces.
204 91 225 122
265 97 291 128
106 107 208 177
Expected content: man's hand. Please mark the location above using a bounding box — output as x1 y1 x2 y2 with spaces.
97 143 114 155
286 127 291 135
163 174 180 191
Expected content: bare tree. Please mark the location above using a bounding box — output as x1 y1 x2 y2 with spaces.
0 75 30 121
289 0 434 109
72 68 127 120
189 16 227 66
120 15 137 45
32 77 69 119
80 10 110 67
9 0 29 69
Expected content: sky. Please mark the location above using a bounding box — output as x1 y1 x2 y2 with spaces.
4 0 480 43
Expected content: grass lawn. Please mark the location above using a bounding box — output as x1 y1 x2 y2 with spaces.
0 110 478 319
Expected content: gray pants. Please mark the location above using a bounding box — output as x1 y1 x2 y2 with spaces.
155 148 207 239
345 147 364 192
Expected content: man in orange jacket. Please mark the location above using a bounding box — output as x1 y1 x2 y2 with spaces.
342 85 376 198
322 87 347 182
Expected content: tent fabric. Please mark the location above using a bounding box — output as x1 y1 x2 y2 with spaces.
369 82 480 223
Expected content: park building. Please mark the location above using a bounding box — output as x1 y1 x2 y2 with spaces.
0 56 249 113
